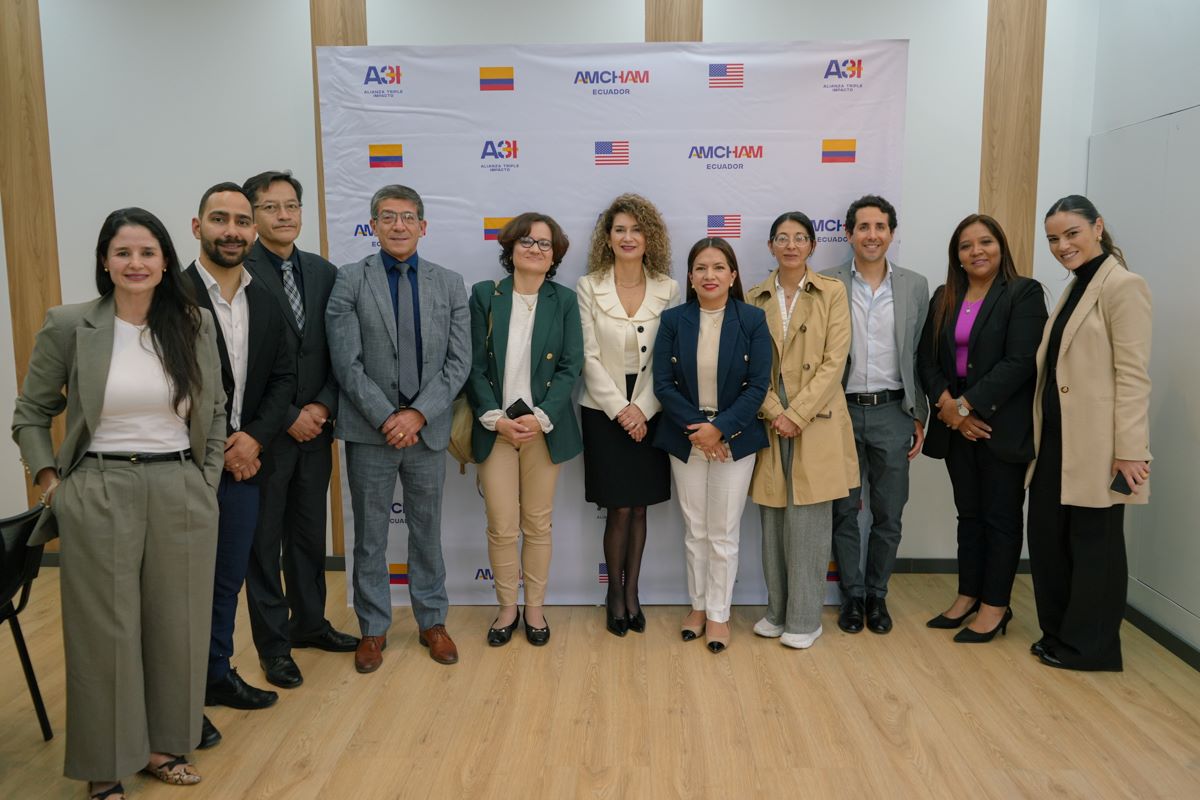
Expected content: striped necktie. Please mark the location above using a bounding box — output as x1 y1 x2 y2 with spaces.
280 260 305 329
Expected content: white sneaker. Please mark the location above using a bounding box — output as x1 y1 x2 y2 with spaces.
781 625 823 650
753 617 784 638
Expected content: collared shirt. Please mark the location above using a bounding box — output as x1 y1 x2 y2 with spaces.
774 271 806 337
261 243 304 308
846 259 902 393
381 249 423 389
196 260 253 429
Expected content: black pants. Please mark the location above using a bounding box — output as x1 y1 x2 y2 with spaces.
945 434 1027 606
1027 428 1126 670
246 435 334 657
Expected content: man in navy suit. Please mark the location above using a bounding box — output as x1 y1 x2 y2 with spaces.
185 183 295 745
822 195 929 635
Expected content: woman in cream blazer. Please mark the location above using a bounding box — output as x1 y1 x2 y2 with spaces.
746 212 857 650
12 208 225 798
1028 195 1152 672
577 193 678 636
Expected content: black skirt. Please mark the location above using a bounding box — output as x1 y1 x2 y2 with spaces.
581 374 671 508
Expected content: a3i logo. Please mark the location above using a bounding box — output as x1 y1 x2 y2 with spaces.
361 64 403 99
822 58 865 93
480 139 520 172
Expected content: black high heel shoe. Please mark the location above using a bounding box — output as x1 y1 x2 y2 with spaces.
487 608 521 647
606 602 628 637
953 607 1012 643
627 607 646 634
926 599 981 629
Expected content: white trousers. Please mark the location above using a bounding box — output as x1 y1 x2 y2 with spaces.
670 451 756 623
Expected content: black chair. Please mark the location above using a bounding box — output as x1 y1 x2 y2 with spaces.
0 505 52 741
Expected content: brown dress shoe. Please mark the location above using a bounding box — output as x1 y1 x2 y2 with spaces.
354 635 386 673
418 624 459 665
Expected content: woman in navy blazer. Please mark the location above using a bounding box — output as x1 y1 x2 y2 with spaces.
917 214 1047 643
653 238 770 652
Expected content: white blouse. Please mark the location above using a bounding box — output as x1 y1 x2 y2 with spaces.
478 292 554 433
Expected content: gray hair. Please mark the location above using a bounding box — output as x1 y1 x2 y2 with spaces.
370 185 424 220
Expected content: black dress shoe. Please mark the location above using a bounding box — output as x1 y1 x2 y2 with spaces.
524 614 550 647
487 609 520 647
606 607 628 637
260 654 303 688
292 627 359 653
205 668 279 710
838 597 865 634
926 599 981 629
1038 648 1123 672
627 608 646 634
1030 638 1049 657
198 715 221 750
953 607 1012 643
865 596 892 634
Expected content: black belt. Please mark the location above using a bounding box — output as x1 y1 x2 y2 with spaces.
84 449 191 464
845 389 904 406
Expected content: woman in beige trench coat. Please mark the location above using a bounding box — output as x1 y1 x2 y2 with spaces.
746 212 858 650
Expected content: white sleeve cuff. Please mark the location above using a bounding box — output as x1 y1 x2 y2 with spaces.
479 409 503 431
533 407 555 433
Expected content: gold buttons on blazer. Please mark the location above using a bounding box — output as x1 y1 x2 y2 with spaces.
800 324 807 333
1061 386 1070 393
804 363 811 370
546 352 553 360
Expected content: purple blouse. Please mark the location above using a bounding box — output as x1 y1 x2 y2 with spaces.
955 298 984 377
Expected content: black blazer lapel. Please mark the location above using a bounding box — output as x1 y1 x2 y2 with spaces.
716 300 739 396
678 303 700 405
187 265 233 388
245 283 270 387
968 275 1006 353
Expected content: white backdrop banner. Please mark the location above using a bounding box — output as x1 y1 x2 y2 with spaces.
316 40 909 607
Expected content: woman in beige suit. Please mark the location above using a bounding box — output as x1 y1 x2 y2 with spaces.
746 212 857 650
12 208 225 799
577 194 678 636
1028 195 1152 672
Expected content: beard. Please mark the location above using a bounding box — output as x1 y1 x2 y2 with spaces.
202 236 250 269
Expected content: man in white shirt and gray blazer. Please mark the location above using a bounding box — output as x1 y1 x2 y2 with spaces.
821 195 929 635
327 185 470 673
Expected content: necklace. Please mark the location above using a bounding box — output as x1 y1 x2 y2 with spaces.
616 276 644 288
516 292 537 312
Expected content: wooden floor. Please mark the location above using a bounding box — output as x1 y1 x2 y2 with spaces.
2 571 1198 799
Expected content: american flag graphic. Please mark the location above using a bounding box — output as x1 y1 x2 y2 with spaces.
598 563 609 584
708 63 744 89
707 214 742 238
594 140 630 166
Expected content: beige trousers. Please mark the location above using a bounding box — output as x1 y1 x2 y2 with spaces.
54 456 218 781
477 432 560 607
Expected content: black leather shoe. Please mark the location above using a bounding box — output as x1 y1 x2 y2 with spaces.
865 596 892 634
487 609 520 647
260 654 303 688
524 614 550 647
627 608 646 634
953 607 1012 643
198 715 221 750
606 606 628 637
205 668 279 710
292 627 359 653
838 597 865 634
1030 638 1049 657
926 599 981 629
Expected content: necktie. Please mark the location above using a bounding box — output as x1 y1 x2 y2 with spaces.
280 260 305 329
394 262 420 399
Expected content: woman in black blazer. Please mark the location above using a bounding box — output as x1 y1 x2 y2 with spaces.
653 238 771 653
917 214 1047 642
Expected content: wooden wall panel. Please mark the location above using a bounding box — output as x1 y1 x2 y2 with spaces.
1 0 64 510
311 0 367 557
979 0 1047 276
645 0 702 42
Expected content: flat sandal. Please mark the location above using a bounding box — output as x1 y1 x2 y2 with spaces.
141 755 202 785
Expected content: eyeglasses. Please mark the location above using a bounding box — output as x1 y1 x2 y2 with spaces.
517 237 553 252
772 234 812 247
254 202 302 215
376 211 420 226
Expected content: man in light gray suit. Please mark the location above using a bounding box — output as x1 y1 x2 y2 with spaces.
822 195 929 635
326 184 471 672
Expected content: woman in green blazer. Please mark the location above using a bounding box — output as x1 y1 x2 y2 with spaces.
12 208 225 800
465 212 583 647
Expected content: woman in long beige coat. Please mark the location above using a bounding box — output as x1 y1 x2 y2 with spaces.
1028 194 1152 672
746 212 858 649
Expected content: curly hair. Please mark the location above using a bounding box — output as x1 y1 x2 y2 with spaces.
585 193 672 277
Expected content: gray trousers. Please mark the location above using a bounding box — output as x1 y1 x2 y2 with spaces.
831 400 913 599
55 456 218 781
344 439 449 635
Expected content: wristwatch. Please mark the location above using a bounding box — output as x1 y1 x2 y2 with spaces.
955 398 970 417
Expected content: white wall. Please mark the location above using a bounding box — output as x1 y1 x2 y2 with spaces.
1 0 1105 561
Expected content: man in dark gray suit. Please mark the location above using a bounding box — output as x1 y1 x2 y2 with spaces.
822 195 929 635
327 184 470 673
242 171 358 693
